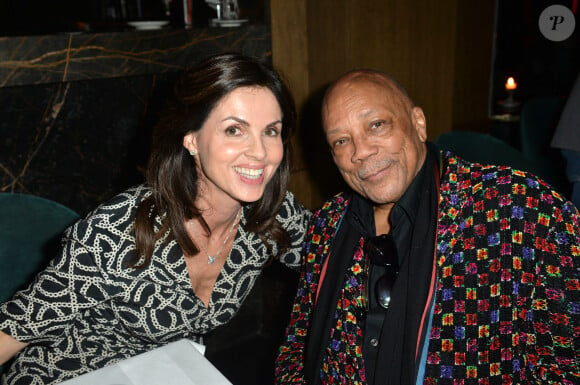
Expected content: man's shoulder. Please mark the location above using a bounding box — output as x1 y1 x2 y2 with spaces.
440 150 571 208
442 151 558 188
306 192 352 235
314 191 351 217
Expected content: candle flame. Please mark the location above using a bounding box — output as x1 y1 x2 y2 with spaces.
505 77 517 90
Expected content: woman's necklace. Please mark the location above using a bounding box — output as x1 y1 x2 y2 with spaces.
189 207 242 264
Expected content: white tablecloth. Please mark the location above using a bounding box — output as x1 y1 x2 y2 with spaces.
59 339 232 385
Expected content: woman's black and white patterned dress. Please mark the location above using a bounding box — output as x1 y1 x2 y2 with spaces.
0 185 310 384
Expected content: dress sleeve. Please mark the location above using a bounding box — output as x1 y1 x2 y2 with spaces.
0 219 119 344
277 191 312 269
529 200 580 383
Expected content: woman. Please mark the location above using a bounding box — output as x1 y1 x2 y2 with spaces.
0 52 310 384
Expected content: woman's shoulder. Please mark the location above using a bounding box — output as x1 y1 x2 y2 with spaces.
100 184 152 209
67 184 152 239
279 190 312 221
87 184 151 216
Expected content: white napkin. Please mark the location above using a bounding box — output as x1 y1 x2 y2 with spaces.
59 339 232 385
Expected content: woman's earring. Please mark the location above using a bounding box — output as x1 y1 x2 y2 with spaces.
190 149 197 156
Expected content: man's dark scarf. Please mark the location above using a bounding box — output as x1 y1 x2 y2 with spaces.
304 143 440 384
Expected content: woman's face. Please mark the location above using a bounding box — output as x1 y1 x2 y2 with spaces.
183 86 284 206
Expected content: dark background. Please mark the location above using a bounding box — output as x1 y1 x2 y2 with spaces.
0 0 268 35
491 0 579 114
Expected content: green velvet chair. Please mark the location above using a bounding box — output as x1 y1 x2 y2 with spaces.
0 193 79 303
0 193 79 375
434 131 543 173
435 130 570 195
519 96 564 162
519 96 569 194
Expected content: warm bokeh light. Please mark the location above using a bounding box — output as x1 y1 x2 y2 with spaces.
505 77 517 90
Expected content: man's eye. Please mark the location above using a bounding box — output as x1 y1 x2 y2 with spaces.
333 138 347 147
371 121 385 129
225 125 242 136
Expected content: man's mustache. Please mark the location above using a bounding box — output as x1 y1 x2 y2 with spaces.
357 158 394 179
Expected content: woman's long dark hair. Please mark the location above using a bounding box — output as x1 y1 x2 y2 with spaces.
132 52 296 267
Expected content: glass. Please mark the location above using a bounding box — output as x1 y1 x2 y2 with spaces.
220 0 239 20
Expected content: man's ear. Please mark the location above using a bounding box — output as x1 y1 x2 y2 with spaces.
182 132 198 155
412 107 427 142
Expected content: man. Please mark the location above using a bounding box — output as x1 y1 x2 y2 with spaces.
275 69 579 384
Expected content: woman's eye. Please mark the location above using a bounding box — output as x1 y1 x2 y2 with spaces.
333 138 347 147
225 125 242 136
264 126 280 137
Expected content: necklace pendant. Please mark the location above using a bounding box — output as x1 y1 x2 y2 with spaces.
189 207 242 266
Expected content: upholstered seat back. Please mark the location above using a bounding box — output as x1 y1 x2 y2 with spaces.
434 131 538 171
0 193 79 303
434 130 570 195
518 97 569 194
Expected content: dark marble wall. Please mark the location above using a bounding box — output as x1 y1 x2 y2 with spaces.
0 24 296 385
0 0 269 36
0 25 271 215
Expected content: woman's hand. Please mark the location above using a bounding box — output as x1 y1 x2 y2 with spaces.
0 330 27 365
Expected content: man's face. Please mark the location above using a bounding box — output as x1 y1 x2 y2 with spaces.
322 76 427 209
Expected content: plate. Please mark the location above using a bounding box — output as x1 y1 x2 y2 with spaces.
128 21 170 30
209 18 248 28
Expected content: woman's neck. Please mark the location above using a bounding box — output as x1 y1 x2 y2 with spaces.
194 196 242 233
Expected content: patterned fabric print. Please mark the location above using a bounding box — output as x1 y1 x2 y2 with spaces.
275 196 349 384
0 185 310 385
322 237 367 385
427 153 580 384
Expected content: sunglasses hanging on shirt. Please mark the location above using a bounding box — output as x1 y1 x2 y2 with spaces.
364 233 399 309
